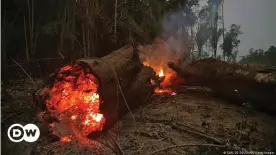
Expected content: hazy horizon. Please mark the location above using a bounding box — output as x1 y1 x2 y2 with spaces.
223 0 276 57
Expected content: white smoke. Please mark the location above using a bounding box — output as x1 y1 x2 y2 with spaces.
139 5 197 66
160 10 195 63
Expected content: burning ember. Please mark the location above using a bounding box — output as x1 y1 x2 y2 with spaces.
60 136 72 142
45 64 105 138
139 37 185 94
155 68 175 94
145 61 181 94
158 69 164 77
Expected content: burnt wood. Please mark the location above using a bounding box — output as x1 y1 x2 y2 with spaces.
168 59 276 113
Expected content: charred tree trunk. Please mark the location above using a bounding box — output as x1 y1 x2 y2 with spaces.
76 45 156 132
38 45 157 138
168 59 276 113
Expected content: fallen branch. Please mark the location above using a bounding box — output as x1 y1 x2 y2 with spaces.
1 111 25 123
9 57 36 89
5 57 64 68
148 143 226 155
171 123 223 145
136 117 223 145
96 139 120 155
108 131 123 155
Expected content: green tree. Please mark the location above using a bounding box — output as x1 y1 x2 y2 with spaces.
2 0 200 63
266 46 276 66
240 46 276 67
220 24 242 62
209 0 223 58
207 0 223 58
195 0 223 59
195 23 211 58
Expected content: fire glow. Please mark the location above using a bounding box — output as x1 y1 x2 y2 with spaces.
60 136 72 142
45 64 105 139
140 37 184 94
155 68 175 94
158 69 164 77
144 61 177 94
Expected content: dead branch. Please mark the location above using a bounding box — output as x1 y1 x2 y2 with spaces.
136 117 223 145
148 143 226 155
5 57 64 68
9 57 35 89
114 0 118 42
171 123 223 145
2 111 25 123
24 16 29 61
108 131 123 155
96 139 119 155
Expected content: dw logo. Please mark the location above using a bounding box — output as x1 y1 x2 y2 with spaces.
7 124 40 142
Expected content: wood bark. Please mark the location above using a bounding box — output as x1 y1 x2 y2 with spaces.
168 58 276 112
38 45 157 137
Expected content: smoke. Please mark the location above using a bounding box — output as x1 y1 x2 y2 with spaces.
138 9 196 89
140 9 194 62
139 9 196 75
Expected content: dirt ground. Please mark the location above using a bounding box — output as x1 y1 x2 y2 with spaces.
1 79 276 155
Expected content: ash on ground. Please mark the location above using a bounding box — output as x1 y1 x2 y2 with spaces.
2 79 276 155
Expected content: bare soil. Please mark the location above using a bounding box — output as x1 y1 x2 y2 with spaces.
2 79 276 155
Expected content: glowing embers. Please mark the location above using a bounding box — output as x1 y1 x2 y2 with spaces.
158 69 164 77
150 67 176 95
46 64 105 139
60 136 72 143
143 59 180 95
139 38 185 95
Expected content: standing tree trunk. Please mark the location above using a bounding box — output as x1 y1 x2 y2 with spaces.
222 0 225 61
114 0 117 42
24 16 30 61
82 23 87 58
27 0 35 59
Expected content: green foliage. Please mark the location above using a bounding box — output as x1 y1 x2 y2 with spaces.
195 23 211 57
195 0 223 58
58 0 198 46
240 46 276 66
220 24 243 62
5 0 245 63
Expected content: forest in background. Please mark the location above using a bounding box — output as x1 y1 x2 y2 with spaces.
2 1 276 154
2 0 275 79
240 46 276 67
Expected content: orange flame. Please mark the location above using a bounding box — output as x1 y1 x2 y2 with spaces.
158 69 164 77
143 61 150 67
71 115 77 120
46 64 105 138
139 37 184 94
60 136 72 142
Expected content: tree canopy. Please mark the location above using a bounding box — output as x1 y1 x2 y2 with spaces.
220 24 242 62
240 46 276 67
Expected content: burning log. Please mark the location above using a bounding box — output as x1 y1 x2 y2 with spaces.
168 59 276 112
40 45 158 140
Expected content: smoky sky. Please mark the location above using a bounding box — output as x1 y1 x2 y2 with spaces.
223 0 276 57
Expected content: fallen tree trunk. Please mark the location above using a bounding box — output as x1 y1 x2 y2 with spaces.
77 45 156 130
168 59 276 112
39 45 158 139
